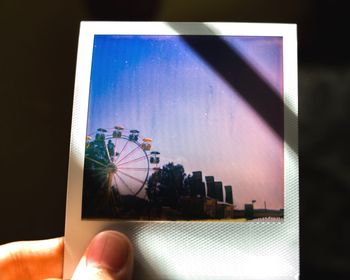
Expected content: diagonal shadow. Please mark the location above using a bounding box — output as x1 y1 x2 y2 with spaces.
168 23 297 154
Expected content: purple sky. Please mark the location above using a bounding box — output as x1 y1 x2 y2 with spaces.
87 35 284 210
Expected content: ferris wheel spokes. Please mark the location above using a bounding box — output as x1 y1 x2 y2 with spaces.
115 145 140 165
104 142 112 162
86 157 107 168
117 167 150 171
118 169 145 184
117 155 149 167
114 173 135 195
115 139 129 162
117 169 146 196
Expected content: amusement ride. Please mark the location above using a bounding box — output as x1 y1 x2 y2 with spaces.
85 125 160 199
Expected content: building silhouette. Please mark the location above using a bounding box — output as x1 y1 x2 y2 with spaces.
205 176 215 198
214 181 224 201
182 171 237 219
192 171 202 180
244 204 254 220
189 171 205 197
225 185 233 204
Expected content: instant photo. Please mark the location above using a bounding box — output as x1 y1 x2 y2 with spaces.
83 35 284 221
64 22 298 280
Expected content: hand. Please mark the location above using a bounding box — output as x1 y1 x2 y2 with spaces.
0 230 134 280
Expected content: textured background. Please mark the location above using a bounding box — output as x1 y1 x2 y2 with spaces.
0 1 349 279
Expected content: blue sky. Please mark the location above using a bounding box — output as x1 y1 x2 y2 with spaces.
87 35 283 210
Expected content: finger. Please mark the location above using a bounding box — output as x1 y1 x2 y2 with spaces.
0 237 64 280
72 231 133 280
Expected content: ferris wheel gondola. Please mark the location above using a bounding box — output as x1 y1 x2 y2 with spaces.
150 151 160 165
128 129 140 141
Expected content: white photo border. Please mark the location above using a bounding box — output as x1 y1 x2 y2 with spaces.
64 22 298 280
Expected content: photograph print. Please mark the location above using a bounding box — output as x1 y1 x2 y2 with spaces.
82 34 284 221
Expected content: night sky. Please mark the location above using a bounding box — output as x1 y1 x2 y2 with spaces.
87 35 283 210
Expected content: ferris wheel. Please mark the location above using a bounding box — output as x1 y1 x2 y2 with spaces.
85 125 160 199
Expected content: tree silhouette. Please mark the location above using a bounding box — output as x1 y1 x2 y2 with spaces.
146 162 186 209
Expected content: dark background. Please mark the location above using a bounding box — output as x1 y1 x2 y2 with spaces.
1 1 349 279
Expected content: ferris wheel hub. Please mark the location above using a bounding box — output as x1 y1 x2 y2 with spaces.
107 162 117 173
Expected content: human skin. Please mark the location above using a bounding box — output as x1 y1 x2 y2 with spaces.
0 230 133 280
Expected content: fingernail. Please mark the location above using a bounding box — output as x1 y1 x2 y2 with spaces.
86 231 130 273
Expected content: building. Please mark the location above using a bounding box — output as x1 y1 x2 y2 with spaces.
244 204 254 220
216 202 235 219
192 171 202 181
181 196 206 219
189 171 205 197
204 197 217 218
214 181 224 201
224 185 233 204
205 176 215 198
224 204 235 219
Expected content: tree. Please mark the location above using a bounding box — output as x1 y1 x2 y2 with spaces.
146 162 186 209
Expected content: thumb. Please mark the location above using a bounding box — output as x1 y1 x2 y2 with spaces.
72 231 133 280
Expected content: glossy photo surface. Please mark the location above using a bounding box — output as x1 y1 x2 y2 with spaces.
82 35 284 221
